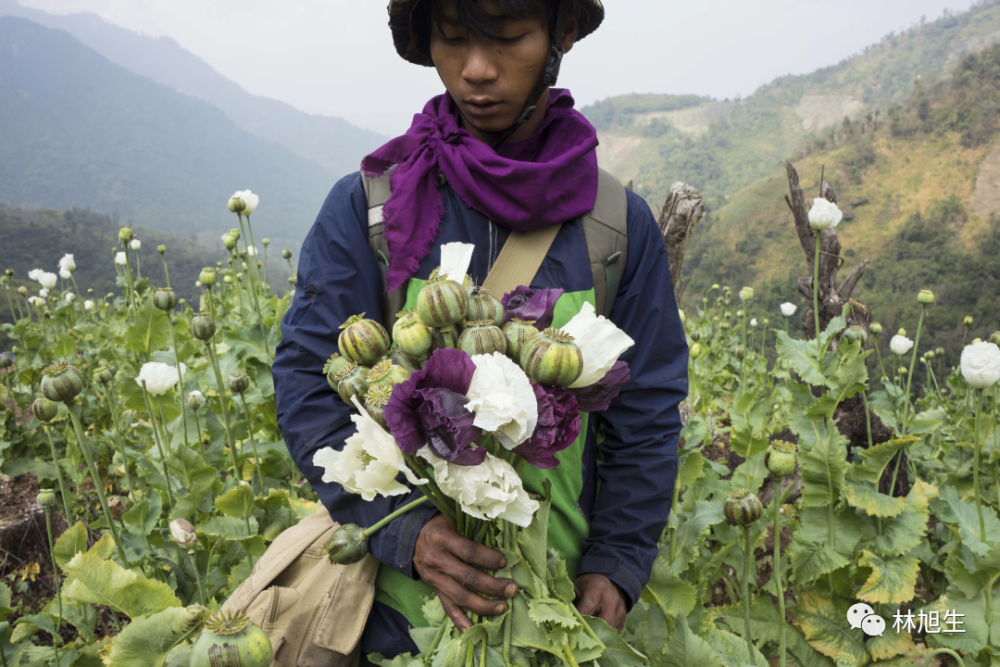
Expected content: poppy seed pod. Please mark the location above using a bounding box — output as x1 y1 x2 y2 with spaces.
690 343 702 359
3 268 12 277
118 227 133 242
0 353 12 369
843 326 868 346
37 489 56 508
724 488 763 527
41 360 84 403
326 524 369 565
227 371 250 394
17 286 27 298
262 238 270 246
32 397 59 422
690 330 701 342
189 611 271 667
736 345 746 360
282 248 292 260
228 195 246 214
917 289 935 305
765 440 798 479
190 313 216 341
199 267 217 287
157 245 167 254
152 288 177 312
870 323 883 335
965 316 974 327
95 366 114 385
223 234 237 251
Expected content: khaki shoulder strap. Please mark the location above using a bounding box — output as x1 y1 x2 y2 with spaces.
581 168 629 319
479 224 562 303
363 172 408 331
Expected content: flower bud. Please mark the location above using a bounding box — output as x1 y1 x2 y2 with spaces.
870 323 882 335
925 350 935 360
169 518 197 549
326 524 369 565
736 310 744 319
228 371 250 394
974 337 983 344
157 245 167 254
108 496 127 521
152 288 177 312
991 332 1000 347
190 313 216 341
935 347 944 356
917 289 935 305
187 390 205 408
898 366 907 376
0 353 12 369
739 287 754 302
17 286 27 298
723 488 763 527
41 360 84 403
897 328 907 337
262 238 270 246
765 440 798 479
288 276 297 286
736 345 746 360
3 269 12 277
281 248 292 260
130 239 141 251
37 489 56 508
95 366 115 385
118 227 133 242
690 330 701 342
222 234 237 251
843 326 868 346
199 267 217 287
690 343 702 359
224 275 233 284
965 316 974 327
32 397 59 422
228 196 246 213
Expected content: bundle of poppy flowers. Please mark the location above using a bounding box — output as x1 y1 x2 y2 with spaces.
314 243 646 667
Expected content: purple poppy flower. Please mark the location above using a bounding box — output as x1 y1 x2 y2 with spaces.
513 383 581 469
384 348 485 465
501 286 564 330
569 361 631 413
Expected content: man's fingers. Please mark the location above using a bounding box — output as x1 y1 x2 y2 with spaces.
454 559 518 599
439 592 472 632
435 571 509 618
445 534 507 571
575 584 601 616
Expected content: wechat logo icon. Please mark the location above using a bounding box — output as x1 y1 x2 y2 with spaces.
847 602 885 637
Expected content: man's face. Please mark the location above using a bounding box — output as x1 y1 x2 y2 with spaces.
429 0 550 140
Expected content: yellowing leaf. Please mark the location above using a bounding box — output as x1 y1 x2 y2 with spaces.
866 627 915 662
843 482 906 517
215 484 256 519
63 552 181 618
105 605 209 667
53 521 89 568
856 551 919 604
795 591 868 665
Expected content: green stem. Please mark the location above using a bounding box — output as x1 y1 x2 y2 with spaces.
44 426 74 523
861 391 874 450
206 340 238 478
974 388 986 542
742 525 755 662
139 383 175 512
104 380 137 502
44 506 62 664
889 448 904 500
237 215 271 357
134 249 141 279
425 617 452 663
563 642 581 667
923 648 966 667
235 394 265 494
188 550 207 606
813 233 822 362
403 454 457 523
167 317 191 450
773 480 786 667
160 254 172 288
67 406 130 567
902 306 927 434
667 478 682 564
192 407 203 447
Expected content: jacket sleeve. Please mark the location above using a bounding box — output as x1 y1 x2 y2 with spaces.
272 173 438 578
575 189 689 607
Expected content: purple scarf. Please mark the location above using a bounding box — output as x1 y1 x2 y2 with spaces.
361 89 599 292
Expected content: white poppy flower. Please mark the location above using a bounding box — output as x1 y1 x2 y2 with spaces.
84 300 94 311
28 268 42 282
59 268 71 280
424 450 538 527
36 272 57 289
314 397 427 501
186 390 205 407
439 242 474 287
65 292 75 302
750 318 758 327
135 361 187 395
808 198 843 231
890 335 914 356
780 302 797 317
246 246 257 257
130 239 141 251
466 352 537 448
561 301 635 388
230 189 259 216
115 252 127 266
961 342 1000 389
169 518 196 548
28 296 42 306
39 288 49 298
58 254 75 272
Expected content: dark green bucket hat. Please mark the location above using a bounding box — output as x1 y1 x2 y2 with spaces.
388 0 605 66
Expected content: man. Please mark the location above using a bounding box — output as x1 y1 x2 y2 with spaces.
272 0 687 658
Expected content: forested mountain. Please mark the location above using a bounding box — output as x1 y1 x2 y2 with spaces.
0 17 335 251
0 0 385 177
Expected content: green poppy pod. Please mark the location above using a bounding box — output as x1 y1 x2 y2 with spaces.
723 488 763 527
190 313 216 341
458 320 507 356
417 276 468 327
326 524 369 565
338 314 391 366
41 360 84 403
520 328 583 387
765 440 798 480
152 287 177 312
468 293 505 327
502 319 539 362
189 610 272 667
32 398 59 422
393 309 433 359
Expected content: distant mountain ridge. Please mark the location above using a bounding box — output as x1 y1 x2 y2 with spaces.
0 16 334 250
0 0 385 178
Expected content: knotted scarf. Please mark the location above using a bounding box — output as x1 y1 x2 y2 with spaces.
361 88 600 292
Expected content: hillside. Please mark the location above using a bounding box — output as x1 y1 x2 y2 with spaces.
0 0 385 178
679 42 1000 360
0 17 335 251
584 0 1000 211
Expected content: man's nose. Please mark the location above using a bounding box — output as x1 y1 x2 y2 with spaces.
462 40 500 85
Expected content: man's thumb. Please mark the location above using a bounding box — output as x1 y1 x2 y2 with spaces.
575 582 601 616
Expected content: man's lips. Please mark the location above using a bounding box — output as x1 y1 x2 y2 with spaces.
463 98 504 116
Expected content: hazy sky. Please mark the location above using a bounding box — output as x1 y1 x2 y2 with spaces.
17 0 983 135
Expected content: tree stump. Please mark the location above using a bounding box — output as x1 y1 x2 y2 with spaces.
658 181 707 301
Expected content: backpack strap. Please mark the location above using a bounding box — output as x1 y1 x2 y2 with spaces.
364 172 409 332
581 168 629 319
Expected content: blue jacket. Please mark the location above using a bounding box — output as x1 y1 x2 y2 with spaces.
272 171 688 657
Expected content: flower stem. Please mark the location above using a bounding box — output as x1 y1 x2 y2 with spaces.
235 393 265 494
742 525 755 662
160 254 171 288
237 215 271 357
122 248 137 311
188 550 207 606
139 383 175 512
364 497 431 539
103 379 137 502
923 648 966 667
44 426 74 522
44 506 61 665
773 480 786 667
902 305 927 433
813 233 822 362
861 391 874 450
974 388 986 542
167 317 191 450
67 405 130 567
205 340 238 478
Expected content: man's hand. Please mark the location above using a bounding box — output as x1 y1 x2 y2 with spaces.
413 514 518 631
574 574 627 632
